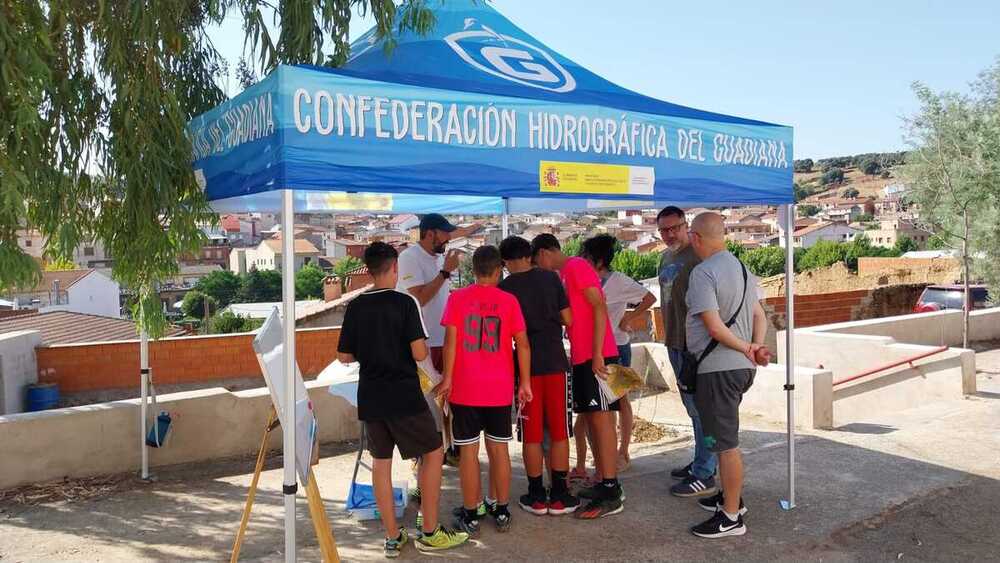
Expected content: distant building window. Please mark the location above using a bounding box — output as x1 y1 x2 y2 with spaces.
84 246 95 256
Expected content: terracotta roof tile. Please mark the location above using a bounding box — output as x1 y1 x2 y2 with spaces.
0 311 185 345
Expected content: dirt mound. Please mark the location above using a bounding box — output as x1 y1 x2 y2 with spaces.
760 260 961 298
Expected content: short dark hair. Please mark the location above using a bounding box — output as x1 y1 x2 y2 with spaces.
657 206 685 222
499 236 532 261
472 245 503 277
363 242 398 276
530 233 560 257
581 234 617 270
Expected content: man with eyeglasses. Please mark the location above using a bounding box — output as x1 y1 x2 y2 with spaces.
656 206 718 498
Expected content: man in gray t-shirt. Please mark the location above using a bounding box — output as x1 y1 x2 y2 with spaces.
684 212 770 540
685 251 760 374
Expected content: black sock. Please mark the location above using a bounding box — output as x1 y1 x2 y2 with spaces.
528 475 545 496
495 503 509 515
551 470 568 495
422 524 438 536
465 507 480 520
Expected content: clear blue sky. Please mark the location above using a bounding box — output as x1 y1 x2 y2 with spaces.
209 0 1000 160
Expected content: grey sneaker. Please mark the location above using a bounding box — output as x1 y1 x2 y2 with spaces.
670 475 717 498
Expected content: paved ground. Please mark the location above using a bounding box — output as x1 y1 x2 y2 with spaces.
1 350 998 562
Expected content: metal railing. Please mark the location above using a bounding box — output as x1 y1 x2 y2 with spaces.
832 346 950 387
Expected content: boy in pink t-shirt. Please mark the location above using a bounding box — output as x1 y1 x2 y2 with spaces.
438 245 532 536
531 234 624 520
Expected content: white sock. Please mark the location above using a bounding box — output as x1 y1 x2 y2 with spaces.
722 509 739 522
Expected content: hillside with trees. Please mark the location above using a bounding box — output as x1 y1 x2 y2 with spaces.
792 151 907 203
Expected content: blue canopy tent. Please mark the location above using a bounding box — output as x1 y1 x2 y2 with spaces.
189 1 797 559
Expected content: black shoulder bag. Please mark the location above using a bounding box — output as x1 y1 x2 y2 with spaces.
677 262 748 394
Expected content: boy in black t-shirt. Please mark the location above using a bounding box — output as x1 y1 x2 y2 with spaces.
498 236 581 516
337 242 468 557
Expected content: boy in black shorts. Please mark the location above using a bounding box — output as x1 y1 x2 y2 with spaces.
337 242 469 557
498 236 580 516
437 246 532 535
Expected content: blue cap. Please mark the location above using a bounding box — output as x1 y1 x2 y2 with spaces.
419 213 456 232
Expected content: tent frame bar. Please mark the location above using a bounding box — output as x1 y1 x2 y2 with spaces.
781 203 796 511
282 189 298 562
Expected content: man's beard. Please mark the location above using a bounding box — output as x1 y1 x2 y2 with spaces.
432 243 447 254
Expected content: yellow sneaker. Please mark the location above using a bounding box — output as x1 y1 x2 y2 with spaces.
414 525 469 552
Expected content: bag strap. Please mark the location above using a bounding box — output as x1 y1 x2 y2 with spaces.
696 262 749 365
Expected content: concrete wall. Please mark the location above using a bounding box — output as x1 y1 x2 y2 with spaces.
0 379 359 490
774 308 997 428
36 326 341 393
0 331 42 415
628 343 834 430
740 363 833 430
808 307 1000 347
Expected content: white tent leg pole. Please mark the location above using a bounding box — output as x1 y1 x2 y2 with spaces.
140 329 150 480
781 203 796 511
282 189 298 562
501 198 510 239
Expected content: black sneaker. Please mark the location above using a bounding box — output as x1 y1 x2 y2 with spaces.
578 483 626 501
574 493 624 519
670 462 694 480
697 491 748 516
491 507 512 533
547 489 581 516
691 511 746 538
518 490 549 515
453 506 483 537
670 475 717 498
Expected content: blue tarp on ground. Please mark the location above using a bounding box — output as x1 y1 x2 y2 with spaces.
191 0 792 212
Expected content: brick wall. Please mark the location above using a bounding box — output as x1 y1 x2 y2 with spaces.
36 327 341 393
763 285 927 331
764 290 869 330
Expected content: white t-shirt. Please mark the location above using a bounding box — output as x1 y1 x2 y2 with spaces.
396 245 449 347
601 271 653 346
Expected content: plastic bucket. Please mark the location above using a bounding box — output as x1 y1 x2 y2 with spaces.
26 383 60 412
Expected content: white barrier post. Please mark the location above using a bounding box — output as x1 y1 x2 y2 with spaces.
140 329 150 481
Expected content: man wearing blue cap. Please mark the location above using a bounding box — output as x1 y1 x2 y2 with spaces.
397 213 462 369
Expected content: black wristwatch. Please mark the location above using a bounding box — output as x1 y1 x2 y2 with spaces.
439 269 452 279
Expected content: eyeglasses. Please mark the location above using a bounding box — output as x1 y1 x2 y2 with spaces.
658 222 687 234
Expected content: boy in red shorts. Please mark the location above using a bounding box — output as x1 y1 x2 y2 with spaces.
532 234 624 519
498 236 580 516
437 245 532 536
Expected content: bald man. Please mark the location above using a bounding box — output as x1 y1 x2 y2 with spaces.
684 212 769 539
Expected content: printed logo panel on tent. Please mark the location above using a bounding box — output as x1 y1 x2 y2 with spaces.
443 20 577 93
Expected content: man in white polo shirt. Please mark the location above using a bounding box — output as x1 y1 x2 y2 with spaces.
398 214 463 480
397 213 461 368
